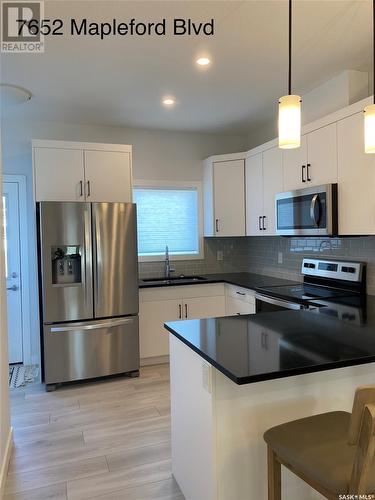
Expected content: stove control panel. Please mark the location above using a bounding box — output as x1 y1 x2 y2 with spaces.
301 258 364 283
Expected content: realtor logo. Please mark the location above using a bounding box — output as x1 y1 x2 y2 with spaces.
1 1 44 52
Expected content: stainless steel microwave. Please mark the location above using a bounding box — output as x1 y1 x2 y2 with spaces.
275 184 338 236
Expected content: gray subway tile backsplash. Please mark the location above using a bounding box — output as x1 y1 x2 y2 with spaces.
139 236 375 295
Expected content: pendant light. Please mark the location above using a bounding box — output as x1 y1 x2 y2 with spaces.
364 0 375 153
278 0 301 149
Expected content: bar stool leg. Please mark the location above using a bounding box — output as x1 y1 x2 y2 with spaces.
267 445 281 500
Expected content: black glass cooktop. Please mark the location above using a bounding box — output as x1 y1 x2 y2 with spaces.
257 283 357 305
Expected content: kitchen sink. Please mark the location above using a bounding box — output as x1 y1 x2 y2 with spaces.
141 275 208 285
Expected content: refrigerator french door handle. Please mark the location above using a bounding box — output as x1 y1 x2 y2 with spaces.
50 318 134 333
94 209 102 311
83 208 91 311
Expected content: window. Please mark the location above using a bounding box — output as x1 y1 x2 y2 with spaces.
133 182 203 260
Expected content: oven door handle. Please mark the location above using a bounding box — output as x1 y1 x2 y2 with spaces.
255 293 303 310
310 194 321 228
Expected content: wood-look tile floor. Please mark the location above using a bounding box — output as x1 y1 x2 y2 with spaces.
5 364 184 500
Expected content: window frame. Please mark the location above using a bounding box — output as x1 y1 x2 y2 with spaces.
133 179 204 262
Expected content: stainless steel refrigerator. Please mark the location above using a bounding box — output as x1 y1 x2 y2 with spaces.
37 202 139 390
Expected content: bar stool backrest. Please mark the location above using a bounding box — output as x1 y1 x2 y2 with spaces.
348 386 375 494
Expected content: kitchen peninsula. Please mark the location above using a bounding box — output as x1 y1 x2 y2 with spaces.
165 303 375 500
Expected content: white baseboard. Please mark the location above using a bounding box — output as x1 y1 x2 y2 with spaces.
140 355 170 367
0 427 13 498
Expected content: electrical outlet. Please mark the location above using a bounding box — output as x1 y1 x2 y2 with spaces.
217 250 224 261
278 252 283 264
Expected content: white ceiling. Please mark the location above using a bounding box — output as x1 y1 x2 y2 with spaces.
0 0 372 133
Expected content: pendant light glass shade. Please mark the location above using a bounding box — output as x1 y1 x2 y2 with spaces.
364 104 375 153
278 94 301 149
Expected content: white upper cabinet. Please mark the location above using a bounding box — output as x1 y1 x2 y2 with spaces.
282 135 308 191
204 157 246 237
34 147 85 202
337 112 375 235
262 147 283 234
306 123 338 187
246 147 283 236
283 123 337 191
33 140 132 203
84 150 132 202
245 154 263 236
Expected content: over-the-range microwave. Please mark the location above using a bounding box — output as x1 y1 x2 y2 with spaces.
275 183 338 236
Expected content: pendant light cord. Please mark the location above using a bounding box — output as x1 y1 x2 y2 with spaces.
288 0 292 95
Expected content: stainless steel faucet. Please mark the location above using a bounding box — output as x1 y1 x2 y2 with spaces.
165 245 175 279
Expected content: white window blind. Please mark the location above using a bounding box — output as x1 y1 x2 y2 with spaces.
134 187 200 257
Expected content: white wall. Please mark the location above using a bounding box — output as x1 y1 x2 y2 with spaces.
1 117 248 365
0 125 12 497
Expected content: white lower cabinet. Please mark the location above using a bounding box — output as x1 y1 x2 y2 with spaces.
225 284 256 315
139 299 180 361
139 284 226 364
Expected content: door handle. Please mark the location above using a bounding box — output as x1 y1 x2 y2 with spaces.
258 216 263 231
215 218 219 233
178 304 182 319
50 318 134 333
6 285 18 291
310 194 320 227
86 180 91 197
79 180 83 197
302 165 306 182
306 163 311 182
184 303 188 319
262 216 266 231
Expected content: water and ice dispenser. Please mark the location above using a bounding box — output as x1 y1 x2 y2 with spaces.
51 246 82 285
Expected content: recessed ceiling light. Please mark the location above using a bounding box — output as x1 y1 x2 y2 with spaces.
196 57 211 67
162 97 175 106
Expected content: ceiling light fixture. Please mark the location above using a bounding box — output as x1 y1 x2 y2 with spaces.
0 83 32 108
364 0 375 153
162 97 175 106
196 57 211 67
278 0 301 150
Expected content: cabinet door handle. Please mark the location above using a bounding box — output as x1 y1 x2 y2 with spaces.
178 304 182 319
258 216 263 231
79 180 83 197
306 163 311 182
215 218 219 233
236 291 246 296
86 180 91 197
302 165 306 183
262 216 266 231
184 303 188 319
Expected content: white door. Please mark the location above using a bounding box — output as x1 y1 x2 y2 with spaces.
213 160 245 236
245 154 263 236
84 150 132 202
34 147 85 202
283 135 308 191
262 147 283 235
183 296 226 320
3 182 23 363
306 123 338 187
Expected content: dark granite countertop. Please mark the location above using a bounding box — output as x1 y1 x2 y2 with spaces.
139 272 299 290
165 295 375 385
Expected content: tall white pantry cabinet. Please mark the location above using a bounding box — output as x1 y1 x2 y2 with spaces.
32 140 133 202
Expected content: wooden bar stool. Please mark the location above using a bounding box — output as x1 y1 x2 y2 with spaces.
263 386 375 499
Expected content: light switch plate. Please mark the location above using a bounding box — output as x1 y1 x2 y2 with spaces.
278 252 283 264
